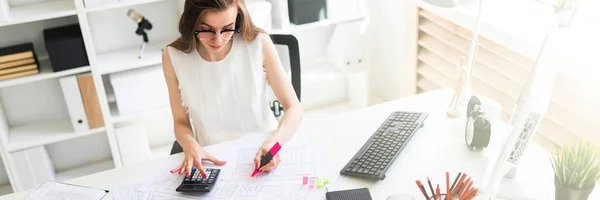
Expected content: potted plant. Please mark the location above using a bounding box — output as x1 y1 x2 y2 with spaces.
554 0 578 27
551 140 600 200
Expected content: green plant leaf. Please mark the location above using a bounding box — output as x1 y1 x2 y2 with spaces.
551 139 600 189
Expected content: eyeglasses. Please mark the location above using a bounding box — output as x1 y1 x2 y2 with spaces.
195 29 238 41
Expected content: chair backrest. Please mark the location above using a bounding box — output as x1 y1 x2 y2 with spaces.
268 34 301 119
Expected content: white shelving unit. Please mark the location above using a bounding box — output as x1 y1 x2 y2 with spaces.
0 0 76 27
0 0 369 196
6 118 106 153
0 59 91 88
95 40 169 75
55 158 114 181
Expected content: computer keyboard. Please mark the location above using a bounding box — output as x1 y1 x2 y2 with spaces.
340 111 428 180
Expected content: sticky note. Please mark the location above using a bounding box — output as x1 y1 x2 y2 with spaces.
309 179 315 188
324 178 329 185
316 178 322 188
312 139 317 143
302 176 308 185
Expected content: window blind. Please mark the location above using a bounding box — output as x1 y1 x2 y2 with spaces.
406 7 600 153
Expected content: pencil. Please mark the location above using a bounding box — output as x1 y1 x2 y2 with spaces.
464 189 479 200
416 180 429 199
427 177 435 199
460 179 473 199
452 173 467 196
446 172 450 200
449 172 461 192
458 178 472 198
436 184 441 200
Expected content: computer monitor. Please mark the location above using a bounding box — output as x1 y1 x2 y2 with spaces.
480 29 559 200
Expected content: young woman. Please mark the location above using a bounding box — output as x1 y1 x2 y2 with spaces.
162 0 302 178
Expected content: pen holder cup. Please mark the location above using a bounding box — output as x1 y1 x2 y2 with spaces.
427 194 450 200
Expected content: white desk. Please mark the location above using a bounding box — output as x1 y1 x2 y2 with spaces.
2 89 598 200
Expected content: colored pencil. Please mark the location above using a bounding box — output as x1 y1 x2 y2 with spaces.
416 180 429 199
449 172 462 192
446 172 450 200
427 177 436 199
460 179 473 199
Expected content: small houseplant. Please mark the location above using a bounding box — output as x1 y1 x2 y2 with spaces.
551 140 600 200
554 0 579 27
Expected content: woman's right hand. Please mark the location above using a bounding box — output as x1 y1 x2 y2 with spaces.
170 139 227 178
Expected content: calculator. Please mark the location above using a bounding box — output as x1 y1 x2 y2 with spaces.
176 167 220 192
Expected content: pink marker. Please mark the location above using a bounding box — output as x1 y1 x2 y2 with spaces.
303 176 308 185
251 142 282 177
309 179 315 188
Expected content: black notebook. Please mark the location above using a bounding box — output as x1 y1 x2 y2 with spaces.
326 188 373 200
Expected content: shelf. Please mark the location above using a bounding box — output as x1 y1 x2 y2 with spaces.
7 118 106 153
56 159 114 181
0 0 77 28
270 15 366 34
84 0 171 13
109 102 170 124
96 41 169 75
0 59 91 89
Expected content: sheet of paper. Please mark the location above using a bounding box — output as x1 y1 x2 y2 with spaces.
223 132 323 182
25 181 107 200
104 132 339 200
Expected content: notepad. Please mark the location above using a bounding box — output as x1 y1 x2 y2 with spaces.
26 181 108 200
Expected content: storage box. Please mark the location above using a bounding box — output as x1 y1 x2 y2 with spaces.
10 146 56 191
43 24 89 72
0 43 40 81
288 0 327 25
109 65 170 116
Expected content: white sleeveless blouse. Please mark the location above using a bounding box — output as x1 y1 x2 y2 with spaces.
166 33 278 146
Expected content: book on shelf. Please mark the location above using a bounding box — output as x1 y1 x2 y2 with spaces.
59 73 105 132
0 43 40 81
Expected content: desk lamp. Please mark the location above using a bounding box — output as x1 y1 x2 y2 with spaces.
127 9 153 59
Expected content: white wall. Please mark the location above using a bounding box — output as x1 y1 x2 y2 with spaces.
366 0 405 101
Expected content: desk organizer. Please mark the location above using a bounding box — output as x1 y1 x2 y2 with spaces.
0 42 40 81
416 172 479 200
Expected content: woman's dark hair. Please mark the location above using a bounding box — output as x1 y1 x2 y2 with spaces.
169 0 265 53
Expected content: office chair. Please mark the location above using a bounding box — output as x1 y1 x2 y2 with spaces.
170 34 301 155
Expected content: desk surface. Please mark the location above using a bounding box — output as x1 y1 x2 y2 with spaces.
3 89 599 200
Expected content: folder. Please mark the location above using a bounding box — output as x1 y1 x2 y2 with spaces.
10 146 56 191
59 76 90 132
77 73 104 129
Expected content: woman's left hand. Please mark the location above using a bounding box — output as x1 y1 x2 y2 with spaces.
254 140 281 173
